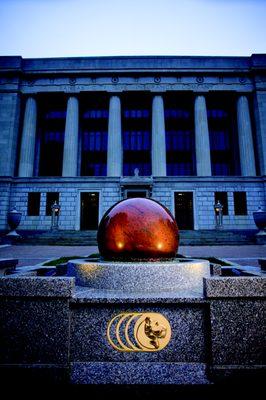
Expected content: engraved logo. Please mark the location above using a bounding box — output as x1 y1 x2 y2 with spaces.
107 312 171 352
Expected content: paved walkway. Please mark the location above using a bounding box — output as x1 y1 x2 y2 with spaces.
0 244 265 267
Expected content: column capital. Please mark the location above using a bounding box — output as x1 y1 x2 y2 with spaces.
67 94 79 99
194 93 208 99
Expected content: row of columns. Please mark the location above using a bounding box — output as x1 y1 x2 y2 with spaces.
18 93 257 178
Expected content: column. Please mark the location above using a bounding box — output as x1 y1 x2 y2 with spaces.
194 95 212 176
62 96 79 177
237 95 256 176
254 92 266 176
152 95 166 176
107 95 122 176
18 97 37 177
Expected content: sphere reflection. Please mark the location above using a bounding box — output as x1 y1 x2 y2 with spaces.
97 198 179 261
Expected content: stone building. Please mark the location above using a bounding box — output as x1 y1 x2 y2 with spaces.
0 55 265 232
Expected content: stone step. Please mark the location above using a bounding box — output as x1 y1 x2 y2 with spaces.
1 229 256 246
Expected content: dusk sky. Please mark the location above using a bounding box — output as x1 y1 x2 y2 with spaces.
0 0 265 58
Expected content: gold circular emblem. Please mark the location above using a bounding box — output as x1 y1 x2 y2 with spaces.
107 312 171 352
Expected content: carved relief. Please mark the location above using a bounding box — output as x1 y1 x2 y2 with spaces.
107 312 171 352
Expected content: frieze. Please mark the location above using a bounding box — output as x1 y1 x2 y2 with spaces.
18 75 254 93
19 75 253 87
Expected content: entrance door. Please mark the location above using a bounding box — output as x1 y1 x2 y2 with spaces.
80 192 99 230
174 192 194 230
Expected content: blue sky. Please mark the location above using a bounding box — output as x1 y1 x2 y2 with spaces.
0 0 265 58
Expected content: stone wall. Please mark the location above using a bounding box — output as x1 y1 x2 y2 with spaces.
6 179 121 231
0 181 11 229
0 177 263 231
152 178 264 230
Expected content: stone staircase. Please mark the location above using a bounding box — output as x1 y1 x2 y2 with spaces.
1 229 257 246
179 229 257 245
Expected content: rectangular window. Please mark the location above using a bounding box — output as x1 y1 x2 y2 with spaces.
46 192 59 216
234 192 247 215
38 96 66 177
80 95 108 176
122 94 152 176
207 95 240 176
165 95 195 176
28 192 41 216
215 192 228 215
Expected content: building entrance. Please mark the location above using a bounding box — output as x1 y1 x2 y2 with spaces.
80 192 99 230
174 192 194 230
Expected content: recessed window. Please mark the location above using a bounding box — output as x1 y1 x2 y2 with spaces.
38 95 66 177
122 93 152 176
234 192 247 215
207 95 240 176
165 94 195 176
80 95 108 176
46 192 59 216
28 192 41 216
214 192 228 215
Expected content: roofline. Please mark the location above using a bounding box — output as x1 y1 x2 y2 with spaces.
0 54 265 75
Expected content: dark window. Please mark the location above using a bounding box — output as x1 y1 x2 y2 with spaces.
46 192 59 216
234 192 247 215
81 95 108 176
27 192 41 216
122 94 151 176
165 95 195 176
38 96 66 176
207 96 240 176
215 192 228 215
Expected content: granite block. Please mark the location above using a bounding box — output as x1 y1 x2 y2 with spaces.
0 276 75 297
70 304 208 363
67 259 210 293
70 361 210 385
72 286 207 303
203 277 265 298
0 298 70 364
209 300 265 365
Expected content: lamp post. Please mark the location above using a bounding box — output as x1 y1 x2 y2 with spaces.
214 201 223 229
51 201 60 231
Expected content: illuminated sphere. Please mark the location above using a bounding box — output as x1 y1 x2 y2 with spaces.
97 198 179 261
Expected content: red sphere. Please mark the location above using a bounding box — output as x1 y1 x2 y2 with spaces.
97 198 179 261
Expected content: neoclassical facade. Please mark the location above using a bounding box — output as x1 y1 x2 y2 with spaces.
0 55 265 231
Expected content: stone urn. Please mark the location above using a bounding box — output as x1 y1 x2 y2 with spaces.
253 207 266 244
6 207 22 237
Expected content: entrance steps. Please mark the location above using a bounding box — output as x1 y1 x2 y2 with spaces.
1 229 257 246
179 229 257 245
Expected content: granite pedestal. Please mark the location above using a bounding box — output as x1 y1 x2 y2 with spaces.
0 260 265 385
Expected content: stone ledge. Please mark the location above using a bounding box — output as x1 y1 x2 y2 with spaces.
0 276 75 297
70 362 211 385
203 276 266 298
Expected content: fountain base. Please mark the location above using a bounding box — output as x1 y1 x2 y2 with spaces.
67 258 210 294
